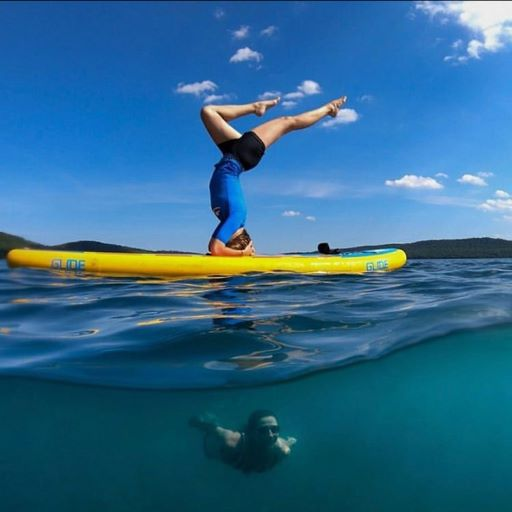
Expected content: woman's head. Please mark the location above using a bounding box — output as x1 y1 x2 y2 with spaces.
226 229 251 250
246 410 280 447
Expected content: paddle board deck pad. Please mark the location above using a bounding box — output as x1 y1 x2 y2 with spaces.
7 248 407 278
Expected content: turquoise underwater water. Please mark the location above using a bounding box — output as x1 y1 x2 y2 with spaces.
2 259 512 510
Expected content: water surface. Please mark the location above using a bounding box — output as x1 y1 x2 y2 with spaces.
2 259 512 388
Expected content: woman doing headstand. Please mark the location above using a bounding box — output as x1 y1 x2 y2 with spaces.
201 95 347 256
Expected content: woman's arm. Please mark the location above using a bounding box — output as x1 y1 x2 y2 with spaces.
189 413 220 433
209 238 255 257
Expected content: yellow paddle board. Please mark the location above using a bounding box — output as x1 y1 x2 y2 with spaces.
7 249 407 277
6 248 406 278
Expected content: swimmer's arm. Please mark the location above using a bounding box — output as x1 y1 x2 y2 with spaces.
215 427 241 447
202 428 241 460
189 416 240 442
277 436 297 455
189 413 221 433
209 238 255 257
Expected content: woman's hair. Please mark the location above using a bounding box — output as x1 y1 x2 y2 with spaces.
226 229 251 250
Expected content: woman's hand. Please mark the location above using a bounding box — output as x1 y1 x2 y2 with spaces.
242 241 255 256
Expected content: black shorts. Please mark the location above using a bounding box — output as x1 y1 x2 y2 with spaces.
217 131 266 171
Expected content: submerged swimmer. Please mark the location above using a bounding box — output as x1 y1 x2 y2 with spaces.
201 95 348 256
189 410 297 473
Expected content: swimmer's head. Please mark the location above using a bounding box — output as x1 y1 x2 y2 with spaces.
226 229 251 251
246 410 279 447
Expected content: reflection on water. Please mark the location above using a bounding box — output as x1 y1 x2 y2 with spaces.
202 276 319 372
2 260 512 388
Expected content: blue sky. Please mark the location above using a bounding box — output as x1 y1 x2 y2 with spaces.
2 1 512 253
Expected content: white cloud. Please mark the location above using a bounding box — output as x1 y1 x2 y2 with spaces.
478 171 494 177
282 101 298 109
436 172 449 178
416 1 512 62
232 25 250 39
214 8 225 20
359 94 375 103
479 198 512 212
283 80 322 101
298 80 322 95
458 174 487 186
258 91 281 100
479 190 512 219
385 174 444 189
261 25 278 37
283 91 304 100
282 210 316 221
415 1 450 18
203 94 233 104
176 80 217 96
322 108 359 128
229 47 263 63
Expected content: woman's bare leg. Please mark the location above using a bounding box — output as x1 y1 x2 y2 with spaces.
251 96 347 148
200 98 280 146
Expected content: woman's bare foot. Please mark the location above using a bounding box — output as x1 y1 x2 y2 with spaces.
327 96 347 117
254 97 280 117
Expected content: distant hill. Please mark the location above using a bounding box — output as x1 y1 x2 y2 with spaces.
53 240 193 255
0 232 190 259
3 231 512 260
51 240 148 254
325 237 512 259
0 232 44 258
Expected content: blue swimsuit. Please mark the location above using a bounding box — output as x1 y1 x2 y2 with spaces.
210 131 266 245
209 156 247 244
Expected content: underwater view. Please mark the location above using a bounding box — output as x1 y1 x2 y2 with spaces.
2 259 512 511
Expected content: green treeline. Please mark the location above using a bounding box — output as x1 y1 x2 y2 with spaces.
336 238 512 259
0 232 184 258
3 231 512 260
0 232 44 259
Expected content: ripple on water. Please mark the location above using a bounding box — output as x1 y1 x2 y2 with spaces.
1 259 512 388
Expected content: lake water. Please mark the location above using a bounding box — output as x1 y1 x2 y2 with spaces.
2 258 512 510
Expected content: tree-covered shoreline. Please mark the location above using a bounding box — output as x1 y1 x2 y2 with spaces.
3 231 512 260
